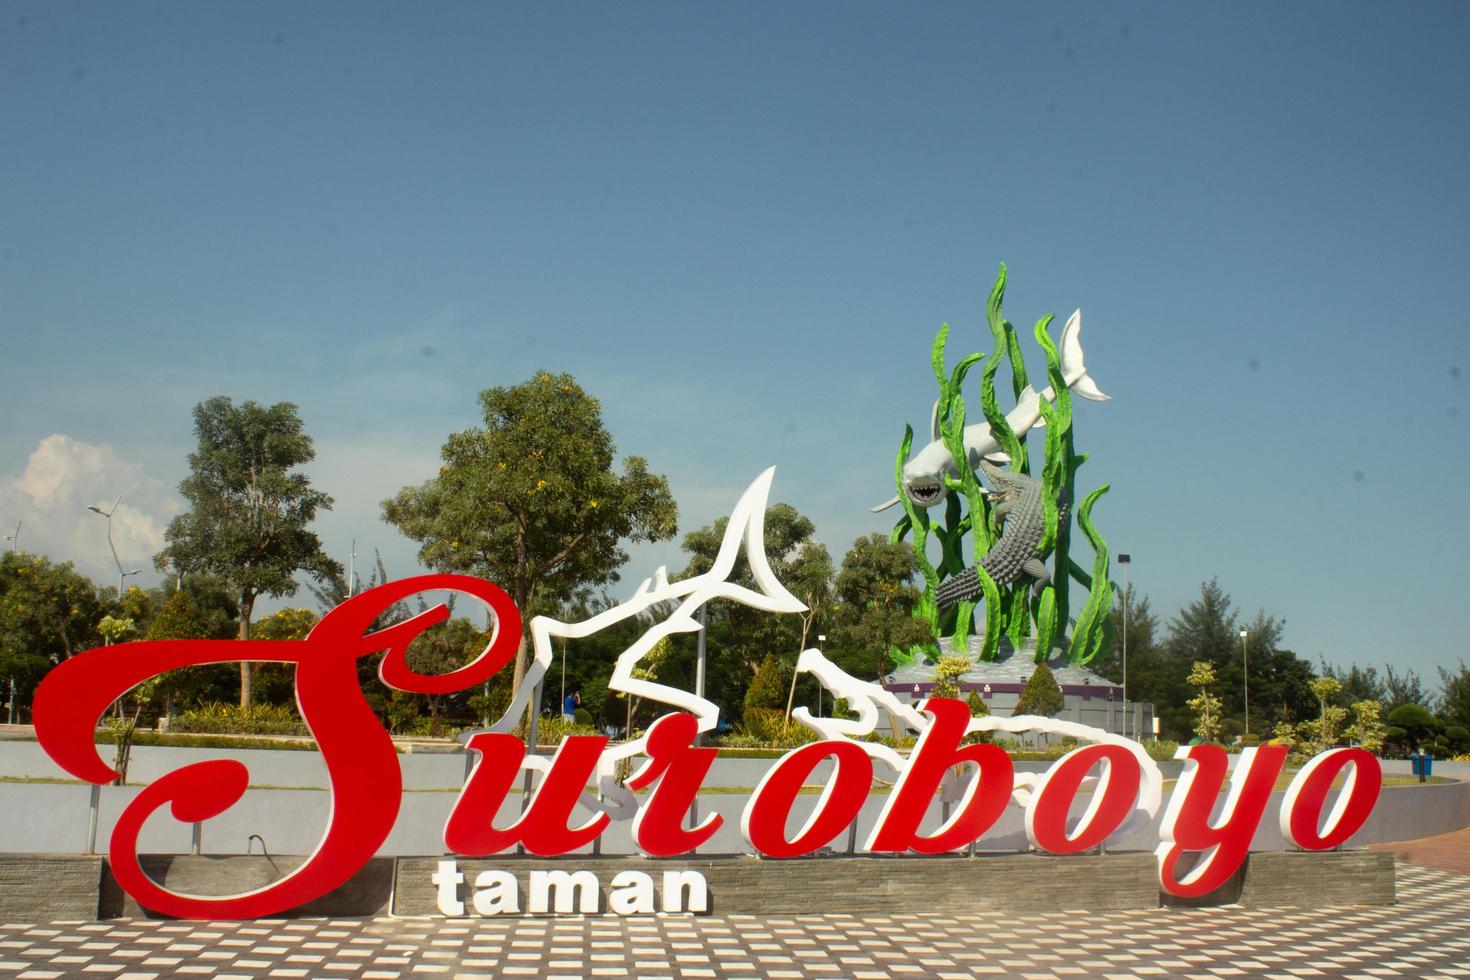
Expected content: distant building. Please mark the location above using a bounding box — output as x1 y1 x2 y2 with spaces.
884 637 1155 739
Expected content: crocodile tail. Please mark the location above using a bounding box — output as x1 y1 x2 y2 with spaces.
935 567 983 609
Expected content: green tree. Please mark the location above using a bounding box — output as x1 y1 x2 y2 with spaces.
1013 662 1064 718
1186 660 1223 743
398 618 487 735
965 688 992 742
745 653 787 713
1129 579 1301 740
932 655 971 700
97 615 138 646
164 574 241 641
1096 589 1159 684
249 607 322 705
155 397 341 708
1386 703 1439 754
250 607 319 641
1383 665 1427 712
383 372 678 723
617 635 679 735
680 503 821 679
1325 662 1386 707
829 534 934 681
1436 661 1470 732
147 589 208 641
780 540 834 726
1345 699 1387 755
143 589 222 719
1299 675 1348 754
0 552 105 716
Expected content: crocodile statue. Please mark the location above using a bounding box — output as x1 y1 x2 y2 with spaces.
934 460 1058 609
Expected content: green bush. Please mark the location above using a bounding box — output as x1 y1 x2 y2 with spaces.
95 730 321 752
1144 739 1180 761
534 715 603 746
1013 664 1064 718
744 655 788 712
171 702 309 736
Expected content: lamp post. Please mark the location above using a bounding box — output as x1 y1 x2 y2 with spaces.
1118 553 1131 739
3 521 18 553
816 635 826 715
87 498 143 597
348 537 358 598
1240 628 1250 738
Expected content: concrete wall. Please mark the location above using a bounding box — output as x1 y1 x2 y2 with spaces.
0 850 1395 921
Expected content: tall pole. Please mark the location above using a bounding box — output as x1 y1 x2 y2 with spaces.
3 521 19 553
816 635 826 716
1240 628 1250 738
695 606 707 710
87 498 140 597
1118 553 1131 739
348 537 358 598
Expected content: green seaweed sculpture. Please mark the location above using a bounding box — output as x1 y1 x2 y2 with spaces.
885 265 1117 667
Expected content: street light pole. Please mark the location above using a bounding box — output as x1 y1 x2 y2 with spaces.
816 635 826 715
3 521 19 553
348 537 358 598
1240 628 1250 738
87 498 143 597
1118 553 1131 739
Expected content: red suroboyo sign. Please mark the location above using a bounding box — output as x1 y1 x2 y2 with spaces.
33 570 1383 921
31 449 1388 921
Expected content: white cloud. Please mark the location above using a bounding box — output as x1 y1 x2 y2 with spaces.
0 435 179 586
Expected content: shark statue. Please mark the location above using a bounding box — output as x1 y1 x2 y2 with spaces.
873 309 1108 512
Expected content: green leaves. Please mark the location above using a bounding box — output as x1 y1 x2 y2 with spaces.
892 422 939 656
1013 661 1065 718
1068 485 1117 667
385 373 678 611
159 397 340 610
979 265 1026 473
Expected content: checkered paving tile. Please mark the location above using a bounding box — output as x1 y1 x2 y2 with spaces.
0 864 1466 979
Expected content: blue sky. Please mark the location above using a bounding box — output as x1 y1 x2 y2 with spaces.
2 2 1467 684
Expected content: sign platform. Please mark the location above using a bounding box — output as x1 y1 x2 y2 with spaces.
0 851 1395 922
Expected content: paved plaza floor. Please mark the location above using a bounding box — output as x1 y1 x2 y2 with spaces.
0 863 1466 980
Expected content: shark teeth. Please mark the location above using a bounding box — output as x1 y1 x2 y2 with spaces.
908 483 944 505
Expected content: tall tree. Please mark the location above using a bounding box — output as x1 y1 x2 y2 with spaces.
1383 665 1428 712
0 553 104 714
155 397 341 707
383 372 678 720
1096 589 1159 685
830 533 934 681
1155 579 1290 737
1438 661 1470 732
1325 662 1386 707
679 503 823 683
1013 662 1065 718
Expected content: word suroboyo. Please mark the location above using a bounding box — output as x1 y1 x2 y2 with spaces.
35 573 1382 921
